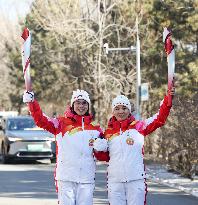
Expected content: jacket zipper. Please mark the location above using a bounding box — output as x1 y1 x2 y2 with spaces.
79 116 85 182
82 117 84 130
120 122 127 182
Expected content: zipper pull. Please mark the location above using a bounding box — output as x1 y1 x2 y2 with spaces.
82 117 84 130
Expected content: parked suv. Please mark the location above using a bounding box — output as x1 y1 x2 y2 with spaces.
0 116 56 163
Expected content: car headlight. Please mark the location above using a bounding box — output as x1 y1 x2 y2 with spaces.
8 137 23 142
47 137 55 142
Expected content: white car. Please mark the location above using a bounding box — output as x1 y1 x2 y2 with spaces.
0 116 56 163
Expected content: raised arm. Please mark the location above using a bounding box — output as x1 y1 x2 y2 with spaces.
23 91 59 135
140 93 173 137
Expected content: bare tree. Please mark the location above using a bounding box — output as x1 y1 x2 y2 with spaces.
0 14 22 110
28 0 146 126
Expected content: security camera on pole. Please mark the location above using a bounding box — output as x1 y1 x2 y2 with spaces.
103 19 142 119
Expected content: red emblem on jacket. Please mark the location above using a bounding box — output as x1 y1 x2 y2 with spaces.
126 137 134 145
89 138 95 146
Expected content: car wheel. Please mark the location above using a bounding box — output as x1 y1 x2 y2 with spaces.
50 158 56 163
1 145 10 164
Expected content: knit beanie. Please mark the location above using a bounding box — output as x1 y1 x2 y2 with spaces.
71 89 90 106
112 95 131 112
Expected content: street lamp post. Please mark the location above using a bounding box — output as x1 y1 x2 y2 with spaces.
103 29 141 119
136 23 141 119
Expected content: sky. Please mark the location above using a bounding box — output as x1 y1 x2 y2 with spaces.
0 0 34 23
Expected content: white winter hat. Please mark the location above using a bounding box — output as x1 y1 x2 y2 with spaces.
112 95 131 112
71 89 90 106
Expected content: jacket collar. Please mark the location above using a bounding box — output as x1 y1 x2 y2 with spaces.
108 115 136 131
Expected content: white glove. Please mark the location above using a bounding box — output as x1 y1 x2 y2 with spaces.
23 91 34 103
93 138 108 152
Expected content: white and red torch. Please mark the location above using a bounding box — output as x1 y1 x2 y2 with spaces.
163 27 175 106
21 27 32 91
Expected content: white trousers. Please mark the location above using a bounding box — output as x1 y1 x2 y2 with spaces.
108 179 147 205
57 181 95 205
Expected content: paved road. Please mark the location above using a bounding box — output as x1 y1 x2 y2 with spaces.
0 160 197 205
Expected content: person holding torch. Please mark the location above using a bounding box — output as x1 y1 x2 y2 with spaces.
21 28 107 205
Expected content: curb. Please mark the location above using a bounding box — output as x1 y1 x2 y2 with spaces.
147 174 198 198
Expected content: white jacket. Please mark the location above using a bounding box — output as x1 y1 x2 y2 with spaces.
104 95 171 182
107 129 145 182
28 101 103 183
55 129 101 183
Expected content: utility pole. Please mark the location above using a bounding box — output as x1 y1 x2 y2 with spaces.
136 18 141 119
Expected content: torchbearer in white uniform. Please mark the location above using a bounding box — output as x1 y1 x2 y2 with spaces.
95 89 175 205
23 89 108 205
21 28 108 205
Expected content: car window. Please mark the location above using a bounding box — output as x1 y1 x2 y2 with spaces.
7 118 36 131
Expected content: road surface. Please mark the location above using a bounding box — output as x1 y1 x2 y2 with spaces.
0 160 197 205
